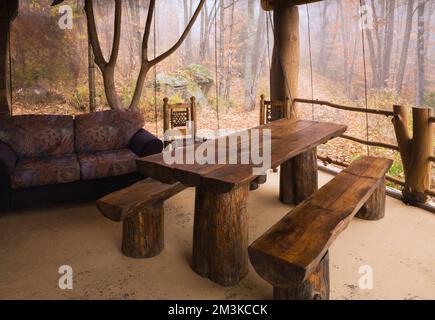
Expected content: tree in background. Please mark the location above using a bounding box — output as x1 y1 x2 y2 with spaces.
395 0 414 96
53 0 205 110
416 0 426 106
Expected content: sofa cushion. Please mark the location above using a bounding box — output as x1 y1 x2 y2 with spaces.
75 110 144 153
0 115 75 159
11 154 80 189
78 149 138 181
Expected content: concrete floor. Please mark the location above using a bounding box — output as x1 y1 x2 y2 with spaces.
0 171 434 300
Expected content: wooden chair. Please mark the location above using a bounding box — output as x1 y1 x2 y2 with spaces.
163 96 197 146
249 156 392 300
260 94 289 172
260 94 290 125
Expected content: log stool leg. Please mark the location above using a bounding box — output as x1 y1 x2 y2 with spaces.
273 251 330 300
356 177 386 220
121 201 164 258
192 184 249 286
280 148 318 205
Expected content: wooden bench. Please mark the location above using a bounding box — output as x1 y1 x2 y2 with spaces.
248 156 392 300
96 178 186 258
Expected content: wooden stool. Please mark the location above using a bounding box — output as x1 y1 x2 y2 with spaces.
97 178 186 258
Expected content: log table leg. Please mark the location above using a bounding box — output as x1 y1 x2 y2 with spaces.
192 183 249 286
356 177 386 220
280 148 318 205
273 251 330 300
121 201 164 258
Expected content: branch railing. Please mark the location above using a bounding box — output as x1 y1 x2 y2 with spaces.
293 98 435 206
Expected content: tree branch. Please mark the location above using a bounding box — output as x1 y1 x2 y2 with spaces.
142 0 156 62
84 0 107 69
150 0 206 66
108 0 122 67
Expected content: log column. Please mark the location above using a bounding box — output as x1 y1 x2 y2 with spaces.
270 4 299 119
0 1 18 116
280 148 318 205
393 105 434 204
192 183 249 286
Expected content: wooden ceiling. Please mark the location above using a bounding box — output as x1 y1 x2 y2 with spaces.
261 0 323 10
49 0 323 11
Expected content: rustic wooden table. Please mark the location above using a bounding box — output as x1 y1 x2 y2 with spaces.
137 119 347 286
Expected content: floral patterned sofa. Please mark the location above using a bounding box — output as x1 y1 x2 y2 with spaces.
0 110 163 211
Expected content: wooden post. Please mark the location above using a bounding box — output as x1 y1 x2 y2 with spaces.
0 1 18 116
392 105 433 204
270 4 299 120
121 201 164 259
192 183 249 286
260 94 266 125
280 148 318 205
190 96 197 138
163 97 170 133
273 251 330 300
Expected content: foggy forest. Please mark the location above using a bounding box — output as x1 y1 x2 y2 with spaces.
8 0 435 188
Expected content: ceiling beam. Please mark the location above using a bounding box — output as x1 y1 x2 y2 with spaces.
261 0 323 11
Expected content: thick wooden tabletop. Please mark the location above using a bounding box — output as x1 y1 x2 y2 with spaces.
137 119 347 193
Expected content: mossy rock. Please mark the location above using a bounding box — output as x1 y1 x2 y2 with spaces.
156 73 188 90
183 64 213 85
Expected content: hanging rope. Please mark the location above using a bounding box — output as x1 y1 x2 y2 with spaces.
265 6 271 89
9 28 13 115
153 3 158 135
358 0 370 155
306 4 314 120
214 0 220 129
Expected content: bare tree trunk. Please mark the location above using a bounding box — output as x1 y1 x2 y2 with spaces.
243 0 255 111
199 2 207 61
416 0 426 107
183 0 193 62
381 0 395 87
224 0 235 109
316 1 329 74
200 1 217 62
395 0 414 96
338 0 350 97
250 11 267 108
218 0 225 99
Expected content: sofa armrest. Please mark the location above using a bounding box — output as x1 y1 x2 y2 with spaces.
130 129 163 157
0 141 16 196
0 141 17 177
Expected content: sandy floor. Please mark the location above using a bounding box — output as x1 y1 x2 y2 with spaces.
0 171 434 300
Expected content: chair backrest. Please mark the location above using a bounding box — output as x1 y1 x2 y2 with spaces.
163 97 197 139
260 94 289 125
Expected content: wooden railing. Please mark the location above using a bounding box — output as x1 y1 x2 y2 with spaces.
293 98 434 206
